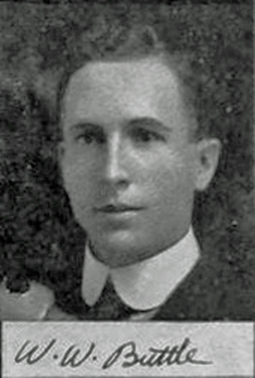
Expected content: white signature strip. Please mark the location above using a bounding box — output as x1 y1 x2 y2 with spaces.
2 322 254 377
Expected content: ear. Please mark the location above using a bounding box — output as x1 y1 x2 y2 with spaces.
195 138 221 191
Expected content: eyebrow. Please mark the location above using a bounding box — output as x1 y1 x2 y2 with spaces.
128 117 172 133
68 122 102 133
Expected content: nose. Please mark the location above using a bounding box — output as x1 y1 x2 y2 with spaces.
103 133 130 188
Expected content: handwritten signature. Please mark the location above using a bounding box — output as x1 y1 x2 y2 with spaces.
14 337 212 369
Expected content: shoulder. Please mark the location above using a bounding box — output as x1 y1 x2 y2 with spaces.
153 258 255 321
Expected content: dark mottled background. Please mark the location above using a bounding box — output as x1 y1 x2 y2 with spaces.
0 0 254 319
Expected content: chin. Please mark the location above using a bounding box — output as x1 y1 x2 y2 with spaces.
90 230 145 268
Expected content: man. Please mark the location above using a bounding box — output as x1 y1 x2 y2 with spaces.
53 25 222 321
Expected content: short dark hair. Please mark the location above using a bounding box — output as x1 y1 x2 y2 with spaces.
56 21 217 141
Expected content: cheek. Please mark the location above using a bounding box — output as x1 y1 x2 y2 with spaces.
143 148 191 180
141 150 196 204
61 154 97 200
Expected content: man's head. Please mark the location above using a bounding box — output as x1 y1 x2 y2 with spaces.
58 26 221 267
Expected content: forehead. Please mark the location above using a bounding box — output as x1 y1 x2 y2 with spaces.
63 57 189 131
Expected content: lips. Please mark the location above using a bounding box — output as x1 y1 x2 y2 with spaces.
95 203 143 213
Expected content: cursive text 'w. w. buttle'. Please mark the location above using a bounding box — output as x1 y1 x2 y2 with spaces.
14 336 212 370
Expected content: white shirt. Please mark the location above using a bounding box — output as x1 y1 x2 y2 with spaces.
82 227 199 311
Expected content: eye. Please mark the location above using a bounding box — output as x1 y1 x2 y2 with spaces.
132 127 165 143
76 129 106 145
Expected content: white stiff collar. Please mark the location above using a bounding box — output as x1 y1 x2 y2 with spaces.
81 227 200 311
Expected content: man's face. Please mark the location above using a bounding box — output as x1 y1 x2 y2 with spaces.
60 57 201 267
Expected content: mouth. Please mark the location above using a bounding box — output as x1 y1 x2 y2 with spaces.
95 203 143 213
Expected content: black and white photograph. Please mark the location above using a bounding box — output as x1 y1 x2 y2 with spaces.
0 0 254 375
0 0 254 322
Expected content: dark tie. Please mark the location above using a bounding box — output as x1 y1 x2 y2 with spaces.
84 277 142 321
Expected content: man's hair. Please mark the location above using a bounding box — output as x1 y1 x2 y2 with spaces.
56 21 216 142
